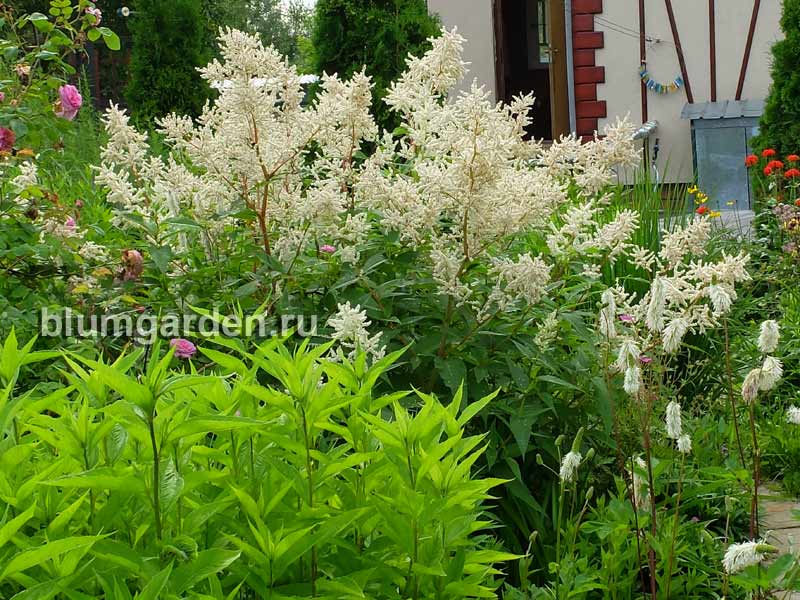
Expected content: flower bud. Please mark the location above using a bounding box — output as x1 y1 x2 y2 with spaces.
571 427 585 453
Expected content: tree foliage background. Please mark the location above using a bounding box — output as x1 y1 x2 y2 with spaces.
125 0 212 125
311 0 440 130
755 0 800 155
206 0 313 67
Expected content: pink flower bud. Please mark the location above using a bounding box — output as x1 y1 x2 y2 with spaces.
169 338 197 359
55 85 83 121
121 249 144 281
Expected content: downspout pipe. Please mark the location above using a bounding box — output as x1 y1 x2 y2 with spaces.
565 0 577 134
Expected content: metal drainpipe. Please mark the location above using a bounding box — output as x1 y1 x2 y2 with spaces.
565 0 577 134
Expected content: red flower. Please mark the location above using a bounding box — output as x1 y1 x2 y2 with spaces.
745 154 759 167
786 168 800 179
0 127 14 152
763 148 777 158
789 154 800 163
765 166 774 176
795 199 800 207
768 160 785 170
696 205 710 215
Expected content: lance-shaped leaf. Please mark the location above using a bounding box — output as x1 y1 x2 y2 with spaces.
0 535 105 580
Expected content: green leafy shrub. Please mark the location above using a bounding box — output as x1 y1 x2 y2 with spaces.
0 331 513 597
754 0 800 155
125 0 211 125
0 2 120 339
311 0 440 130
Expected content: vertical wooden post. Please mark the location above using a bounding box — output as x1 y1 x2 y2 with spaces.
492 0 507 104
736 0 761 100
549 0 571 139
709 0 717 102
664 0 694 104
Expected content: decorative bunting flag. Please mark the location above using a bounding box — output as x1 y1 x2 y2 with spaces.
638 65 683 95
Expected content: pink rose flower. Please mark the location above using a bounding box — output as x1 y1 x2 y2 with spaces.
55 85 83 121
65 216 76 230
86 6 102 24
320 245 336 254
170 338 197 359
0 127 15 152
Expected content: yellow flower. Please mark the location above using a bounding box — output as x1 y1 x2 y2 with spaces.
688 185 698 194
710 211 722 218
726 201 736 206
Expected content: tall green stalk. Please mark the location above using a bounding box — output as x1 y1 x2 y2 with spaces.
148 415 162 541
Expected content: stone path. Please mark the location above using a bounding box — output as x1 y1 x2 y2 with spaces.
760 485 800 599
717 209 755 237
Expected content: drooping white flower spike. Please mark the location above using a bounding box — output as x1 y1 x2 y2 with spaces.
758 320 780 354
665 401 682 440
677 434 692 454
559 451 582 483
722 541 777 574
598 289 617 340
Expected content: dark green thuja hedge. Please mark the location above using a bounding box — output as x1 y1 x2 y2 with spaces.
125 0 211 126
311 0 440 131
755 0 800 155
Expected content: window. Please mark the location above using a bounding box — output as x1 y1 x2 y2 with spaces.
538 0 550 64
526 0 550 70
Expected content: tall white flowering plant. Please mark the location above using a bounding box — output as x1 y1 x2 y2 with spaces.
91 23 701 567
94 27 642 384
91 26 781 595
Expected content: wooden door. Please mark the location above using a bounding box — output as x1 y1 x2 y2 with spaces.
492 0 507 104
548 0 571 138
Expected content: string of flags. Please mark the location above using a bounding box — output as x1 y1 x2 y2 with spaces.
638 65 683 95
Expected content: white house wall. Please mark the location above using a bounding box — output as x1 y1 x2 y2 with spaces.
597 0 782 183
427 0 783 185
427 0 497 98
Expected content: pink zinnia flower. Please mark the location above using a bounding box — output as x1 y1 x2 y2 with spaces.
65 216 76 230
55 85 82 121
320 245 336 254
0 127 15 152
85 6 102 24
170 338 197 359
